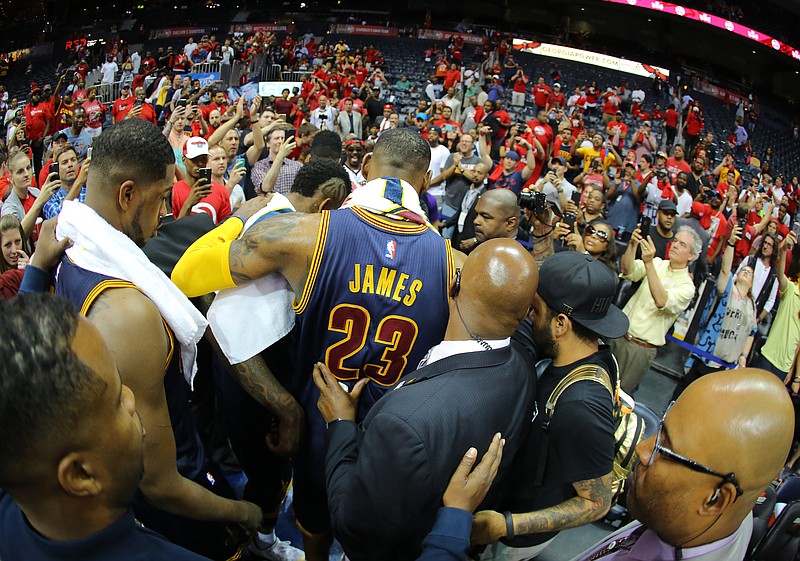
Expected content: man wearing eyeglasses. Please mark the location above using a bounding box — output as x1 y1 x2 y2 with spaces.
571 368 793 561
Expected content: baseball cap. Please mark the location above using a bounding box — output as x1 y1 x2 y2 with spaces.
658 199 678 213
642 120 651 126
429 125 443 134
538 252 629 339
121 83 131 90
30 86 42 95
53 130 68 142
656 151 668 160
492 74 500 79
43 84 52 90
504 150 520 161
183 137 210 159
616 110 623 115
383 104 393 110
416 112 428 120
554 83 561 89
551 156 567 166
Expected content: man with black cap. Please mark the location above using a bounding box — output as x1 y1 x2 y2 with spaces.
473 251 629 561
651 199 678 259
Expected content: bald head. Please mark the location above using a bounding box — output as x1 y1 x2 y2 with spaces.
453 239 538 339
629 368 793 547
680 368 793 490
474 189 521 243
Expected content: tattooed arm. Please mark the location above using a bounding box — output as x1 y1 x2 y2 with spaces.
171 204 320 297
196 293 305 457
470 471 614 544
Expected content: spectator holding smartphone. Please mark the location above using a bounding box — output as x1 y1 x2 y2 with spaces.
172 137 231 223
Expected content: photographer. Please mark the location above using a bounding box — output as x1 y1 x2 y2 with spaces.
519 188 560 266
309 94 336 132
606 161 641 242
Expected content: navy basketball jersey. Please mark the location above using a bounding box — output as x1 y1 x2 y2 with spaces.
55 257 206 479
293 204 453 407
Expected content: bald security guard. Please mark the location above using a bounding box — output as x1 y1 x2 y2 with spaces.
314 239 540 561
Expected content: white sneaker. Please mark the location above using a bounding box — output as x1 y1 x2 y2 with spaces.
248 537 306 561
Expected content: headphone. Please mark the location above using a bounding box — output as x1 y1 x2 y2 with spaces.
452 268 461 297
707 485 722 505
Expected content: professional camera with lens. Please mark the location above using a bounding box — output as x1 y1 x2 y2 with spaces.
319 113 327 120
518 190 549 215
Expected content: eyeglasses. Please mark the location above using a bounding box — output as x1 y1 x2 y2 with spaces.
646 401 743 499
345 147 364 153
584 224 610 241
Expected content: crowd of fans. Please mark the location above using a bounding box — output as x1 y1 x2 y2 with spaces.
0 24 799 561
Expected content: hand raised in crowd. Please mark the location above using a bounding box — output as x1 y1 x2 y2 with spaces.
187 175 212 207
313 362 369 423
30 218 72 270
782 230 797 251
75 158 90 186
277 137 297 160
226 161 247 193
250 95 262 115
478 125 492 136
126 104 142 119
170 105 186 123
443 433 504 513
38 172 62 203
635 228 657 264
235 96 246 120
729 224 743 245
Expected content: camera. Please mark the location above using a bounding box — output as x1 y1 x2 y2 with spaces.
656 169 669 180
518 190 549 215
319 113 327 120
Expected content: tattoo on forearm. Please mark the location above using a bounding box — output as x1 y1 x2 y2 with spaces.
230 356 300 419
513 474 612 536
229 213 303 283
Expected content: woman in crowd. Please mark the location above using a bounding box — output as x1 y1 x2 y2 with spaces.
553 219 618 273
0 214 29 298
672 225 757 399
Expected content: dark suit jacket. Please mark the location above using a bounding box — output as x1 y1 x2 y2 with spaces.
325 322 538 561
445 186 485 251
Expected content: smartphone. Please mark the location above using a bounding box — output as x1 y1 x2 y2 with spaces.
49 162 59 176
562 212 577 234
640 215 652 239
792 220 800 239
177 99 188 108
198 168 212 183
738 216 747 230
278 113 288 121
571 190 581 206
134 99 143 107
285 132 295 145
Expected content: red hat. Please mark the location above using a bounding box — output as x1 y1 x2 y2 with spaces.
383 104 393 110
691 201 713 229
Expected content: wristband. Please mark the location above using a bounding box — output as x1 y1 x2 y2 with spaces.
504 511 515 539
728 242 736 247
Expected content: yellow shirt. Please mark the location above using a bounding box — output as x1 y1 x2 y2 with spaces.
577 146 617 174
761 281 800 373
622 257 696 346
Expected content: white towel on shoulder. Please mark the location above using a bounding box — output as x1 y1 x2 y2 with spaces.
207 193 297 364
56 200 208 387
341 176 429 224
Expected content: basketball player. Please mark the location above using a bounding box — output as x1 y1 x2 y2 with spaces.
172 128 461 560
